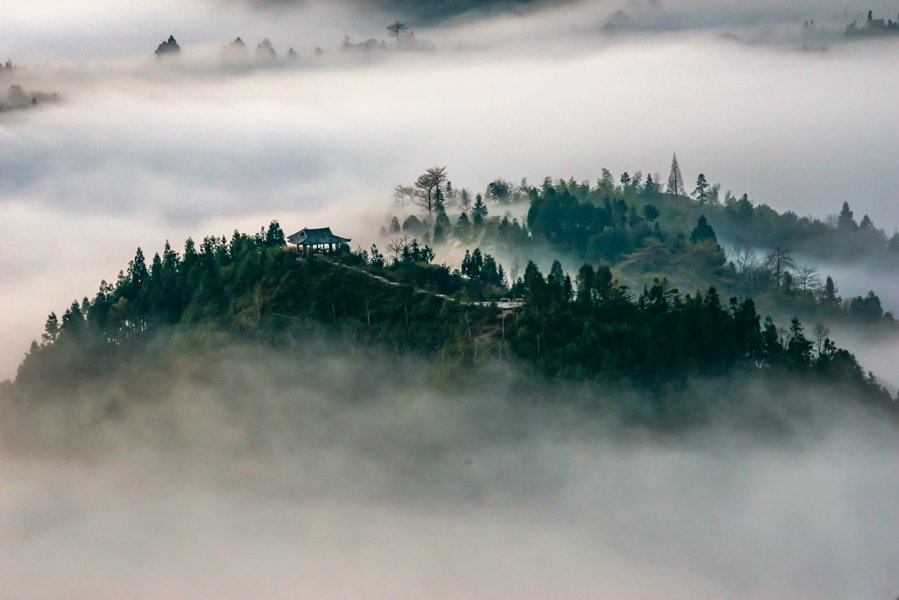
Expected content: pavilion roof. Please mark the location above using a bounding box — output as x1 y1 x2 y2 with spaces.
287 227 351 246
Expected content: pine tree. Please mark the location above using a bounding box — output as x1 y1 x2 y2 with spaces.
461 248 485 281
482 255 501 286
264 221 285 247
667 154 685 198
60 301 85 336
642 204 660 221
785 318 813 371
471 194 488 224
576 264 596 303
433 191 450 245
689 215 717 244
887 231 899 253
256 38 277 60
455 212 471 239
128 248 148 295
838 201 857 231
41 312 60 346
642 173 660 198
859 214 874 231
155 36 181 56
820 276 842 312
693 173 709 203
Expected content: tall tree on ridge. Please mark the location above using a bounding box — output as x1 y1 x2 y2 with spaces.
820 276 842 312
471 194 488 225
387 21 409 38
667 153 685 199
393 184 415 207
693 173 709 203
414 166 448 217
765 246 795 289
838 201 857 231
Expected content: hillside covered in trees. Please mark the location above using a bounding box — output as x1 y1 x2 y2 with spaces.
6 221 895 426
384 163 899 334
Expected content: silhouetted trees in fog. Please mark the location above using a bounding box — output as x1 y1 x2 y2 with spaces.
155 35 181 56
384 166 898 333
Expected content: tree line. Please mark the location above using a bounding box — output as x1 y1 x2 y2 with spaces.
8 223 895 421
385 165 899 332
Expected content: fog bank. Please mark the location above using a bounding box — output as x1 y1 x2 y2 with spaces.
1 347 897 599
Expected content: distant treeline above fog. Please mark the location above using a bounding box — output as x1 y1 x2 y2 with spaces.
386 162 899 337
153 22 434 64
150 5 899 63
0 84 58 112
149 0 549 61
845 9 899 37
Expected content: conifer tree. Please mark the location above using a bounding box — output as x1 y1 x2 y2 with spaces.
155 36 181 56
689 215 717 244
820 276 842 312
693 173 709 203
838 201 857 231
471 194 488 224
667 154 685 198
42 312 59 346
887 231 899 253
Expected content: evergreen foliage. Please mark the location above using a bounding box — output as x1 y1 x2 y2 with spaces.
409 169 899 332
667 154 685 197
11 222 895 419
155 35 181 56
690 215 717 244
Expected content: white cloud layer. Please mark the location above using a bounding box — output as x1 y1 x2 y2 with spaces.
2 5 899 597
1 349 897 599
1 0 899 380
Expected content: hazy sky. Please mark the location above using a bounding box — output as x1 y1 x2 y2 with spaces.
2 0 899 379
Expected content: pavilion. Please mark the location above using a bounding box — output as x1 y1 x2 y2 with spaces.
287 227 351 256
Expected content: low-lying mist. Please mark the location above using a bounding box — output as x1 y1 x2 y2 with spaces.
4 23 899 378
1 340 898 599
3 2 899 597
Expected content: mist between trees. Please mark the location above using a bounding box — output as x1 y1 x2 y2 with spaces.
2 329 899 599
385 164 899 348
6 215 897 427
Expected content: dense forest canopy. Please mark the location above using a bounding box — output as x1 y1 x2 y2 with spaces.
6 164 899 426
385 164 899 335
6 218 896 425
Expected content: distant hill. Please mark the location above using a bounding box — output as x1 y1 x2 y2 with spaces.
382 0 544 21
0 85 59 112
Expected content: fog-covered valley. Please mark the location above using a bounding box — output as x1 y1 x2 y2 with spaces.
2 1 899 597
2 345 898 599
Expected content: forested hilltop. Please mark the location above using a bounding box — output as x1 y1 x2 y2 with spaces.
5 220 895 425
385 162 899 335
